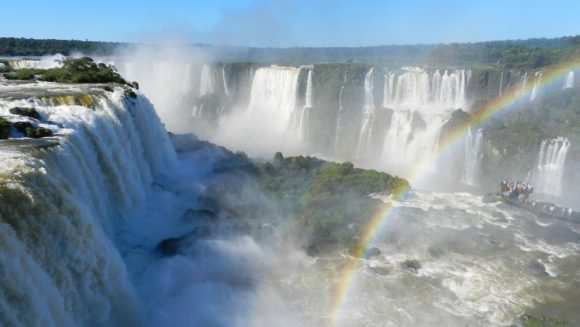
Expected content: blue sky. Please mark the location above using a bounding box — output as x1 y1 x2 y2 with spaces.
1 0 579 47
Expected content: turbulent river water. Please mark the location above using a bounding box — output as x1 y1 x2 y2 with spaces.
235 190 580 327
1 78 579 326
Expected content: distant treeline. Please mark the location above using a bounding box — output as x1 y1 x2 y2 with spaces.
0 37 121 56
238 36 580 68
2 35 580 68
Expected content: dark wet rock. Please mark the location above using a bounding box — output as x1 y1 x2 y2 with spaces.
528 260 550 277
124 89 137 99
13 121 34 133
364 247 381 259
401 259 421 273
156 226 212 256
180 208 218 223
9 107 41 120
26 127 53 138
156 237 183 256
0 117 10 139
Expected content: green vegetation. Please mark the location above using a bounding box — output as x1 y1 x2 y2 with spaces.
24 127 53 138
401 259 421 271
8 120 53 139
2 36 580 68
477 87 580 188
40 57 127 84
0 117 10 139
0 37 120 56
1 57 134 86
259 152 408 253
0 61 12 73
521 314 570 327
4 69 44 80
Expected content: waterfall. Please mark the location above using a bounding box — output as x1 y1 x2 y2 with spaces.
222 66 230 97
461 128 483 186
383 70 396 107
247 66 301 133
499 71 504 96
355 68 375 158
380 110 444 174
530 71 542 101
0 86 178 326
564 71 575 89
199 64 215 97
334 73 347 153
298 69 313 143
519 72 529 97
211 65 304 156
377 67 468 176
383 68 468 110
304 69 313 108
530 137 570 196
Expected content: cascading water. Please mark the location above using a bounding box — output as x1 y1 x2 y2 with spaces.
297 69 313 143
530 71 543 101
355 68 375 159
563 71 575 89
383 68 468 110
529 137 570 196
222 66 230 97
0 84 178 326
519 72 529 97
461 128 483 186
199 64 215 97
193 65 217 117
378 67 468 176
499 71 504 96
334 73 347 153
212 65 304 156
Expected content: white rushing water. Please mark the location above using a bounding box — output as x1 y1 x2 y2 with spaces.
529 137 571 196
530 71 543 101
213 65 305 156
0 84 177 326
2 78 580 327
383 68 468 110
563 71 575 89
498 71 504 96
334 73 347 153
297 69 314 143
4 55 65 70
355 68 375 159
461 128 483 186
377 67 468 176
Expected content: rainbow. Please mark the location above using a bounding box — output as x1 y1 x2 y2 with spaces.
327 57 580 326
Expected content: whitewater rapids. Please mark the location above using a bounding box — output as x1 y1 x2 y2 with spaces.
1 80 579 326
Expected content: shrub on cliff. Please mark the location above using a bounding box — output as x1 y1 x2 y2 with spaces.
40 57 127 84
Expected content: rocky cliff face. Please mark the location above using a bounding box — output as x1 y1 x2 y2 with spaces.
116 60 579 199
